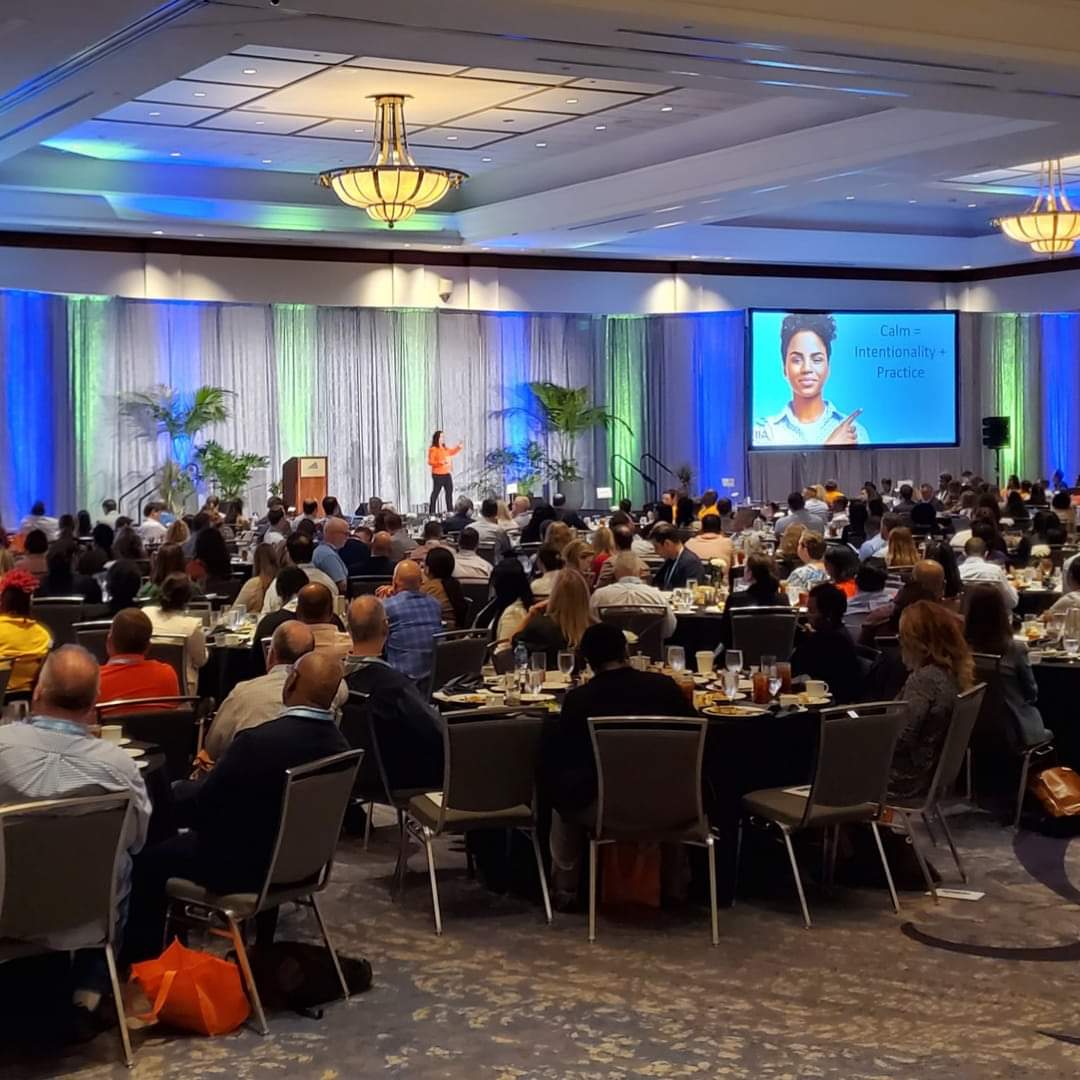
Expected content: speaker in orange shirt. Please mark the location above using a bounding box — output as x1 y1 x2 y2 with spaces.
427 430 462 515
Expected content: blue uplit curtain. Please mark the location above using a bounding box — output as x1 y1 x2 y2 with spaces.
1041 313 1080 483
0 290 74 526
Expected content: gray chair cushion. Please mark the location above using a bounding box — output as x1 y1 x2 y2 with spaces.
166 877 260 918
407 793 532 832
742 788 879 828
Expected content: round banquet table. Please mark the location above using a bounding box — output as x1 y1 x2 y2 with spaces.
1015 588 1062 618
1032 658 1080 768
128 739 175 844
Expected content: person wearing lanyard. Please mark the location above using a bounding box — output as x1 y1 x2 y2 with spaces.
427 429 463 515
651 523 705 590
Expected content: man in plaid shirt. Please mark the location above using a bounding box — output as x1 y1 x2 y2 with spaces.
381 560 443 681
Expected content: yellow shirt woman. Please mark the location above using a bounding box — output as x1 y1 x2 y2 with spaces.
0 614 52 693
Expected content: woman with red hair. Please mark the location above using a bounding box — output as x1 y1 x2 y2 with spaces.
0 569 52 695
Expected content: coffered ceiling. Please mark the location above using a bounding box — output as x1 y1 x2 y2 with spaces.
4 0 1080 268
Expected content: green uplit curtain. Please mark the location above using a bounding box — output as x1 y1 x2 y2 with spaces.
605 316 647 504
272 304 316 463
67 296 113 514
986 314 1042 481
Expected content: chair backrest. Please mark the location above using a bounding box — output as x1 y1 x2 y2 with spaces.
31 600 107 647
439 715 544 825
429 630 489 695
260 636 273 670
348 576 393 598
0 793 131 947
73 622 112 663
804 702 909 826
923 683 987 807
458 581 492 609
341 691 395 803
0 661 11 704
95 697 203 781
147 635 188 694
471 597 499 631
970 652 1024 753
259 749 363 906
730 608 799 666
589 716 708 840
596 605 668 662
476 544 498 566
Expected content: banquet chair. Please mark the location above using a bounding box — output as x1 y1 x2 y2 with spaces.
887 684 986 898
459 579 492 613
147 635 190 694
736 701 908 929
0 661 11 704
31 598 107 646
95 696 209 780
471 597 499 632
0 793 135 1067
404 714 550 935
72 620 114 663
730 609 799 666
596 605 668 662
429 629 489 697
476 543 498 566
348 576 393 598
165 749 362 1034
970 653 1055 828
587 716 718 945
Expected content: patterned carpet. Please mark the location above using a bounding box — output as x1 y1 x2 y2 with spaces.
8 808 1080 1080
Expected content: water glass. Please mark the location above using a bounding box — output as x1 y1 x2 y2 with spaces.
558 650 575 680
695 650 714 675
530 652 547 674
760 654 776 674
528 667 545 693
725 649 743 673
768 674 782 698
667 646 686 672
722 670 739 699
1065 636 1080 658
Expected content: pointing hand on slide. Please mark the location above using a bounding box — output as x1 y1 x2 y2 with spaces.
824 409 862 446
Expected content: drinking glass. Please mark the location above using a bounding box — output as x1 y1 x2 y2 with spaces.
725 649 743 673
760 654 776 674
558 650 575 679
528 667 545 693
722 670 739 699
1066 635 1080 659
530 652 547 674
768 673 782 698
667 645 686 672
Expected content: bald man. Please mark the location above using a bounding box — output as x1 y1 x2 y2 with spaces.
312 515 349 593
0 646 152 1007
381 558 443 681
296 582 351 660
125 650 349 962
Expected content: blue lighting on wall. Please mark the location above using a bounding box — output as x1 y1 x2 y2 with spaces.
1041 313 1080 482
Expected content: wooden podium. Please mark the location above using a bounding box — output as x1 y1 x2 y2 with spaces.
282 456 328 510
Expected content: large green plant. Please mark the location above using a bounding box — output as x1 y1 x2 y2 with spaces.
472 441 546 498
497 382 630 482
195 441 270 501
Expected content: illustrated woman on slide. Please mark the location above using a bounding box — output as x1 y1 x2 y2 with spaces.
753 313 869 447
428 429 462 514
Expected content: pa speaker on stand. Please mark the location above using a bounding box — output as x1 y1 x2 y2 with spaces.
982 416 1010 488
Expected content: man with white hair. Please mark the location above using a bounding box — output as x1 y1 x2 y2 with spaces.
312 514 350 594
590 551 677 640
0 645 152 1016
511 495 533 530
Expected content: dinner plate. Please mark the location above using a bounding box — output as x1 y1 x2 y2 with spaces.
703 704 768 717
434 692 493 705
802 696 832 706
123 746 145 758
708 691 747 702
136 759 149 770
519 692 556 703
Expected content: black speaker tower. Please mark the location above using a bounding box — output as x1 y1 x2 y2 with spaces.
982 415 1011 488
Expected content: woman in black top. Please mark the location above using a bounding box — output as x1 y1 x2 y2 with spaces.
923 540 962 599
192 526 234 596
720 554 789 648
77 523 114 576
790 582 863 704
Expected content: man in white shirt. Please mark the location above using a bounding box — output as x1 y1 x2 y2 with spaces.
138 502 168 544
803 487 830 518
97 498 120 528
291 499 320 532
858 513 900 561
261 534 340 613
452 527 493 581
471 498 512 557
0 645 151 1014
19 500 59 540
591 552 677 639
959 538 1018 609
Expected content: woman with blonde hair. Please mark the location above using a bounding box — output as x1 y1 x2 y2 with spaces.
589 525 615 579
562 539 595 585
891 600 973 800
235 542 281 613
544 520 573 553
776 523 805 578
512 567 596 665
885 525 920 568
164 519 190 545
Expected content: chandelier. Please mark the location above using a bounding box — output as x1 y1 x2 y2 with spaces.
996 158 1080 255
318 94 467 227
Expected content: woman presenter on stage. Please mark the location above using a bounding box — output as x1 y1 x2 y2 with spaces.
428 430 462 514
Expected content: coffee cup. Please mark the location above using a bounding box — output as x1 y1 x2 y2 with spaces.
695 650 715 675
805 679 829 699
629 654 648 671
101 725 124 744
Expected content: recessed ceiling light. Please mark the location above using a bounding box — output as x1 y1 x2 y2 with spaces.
242 68 257 75
594 124 606 131
195 233 204 237
446 135 458 141
353 127 364 133
723 255 734 260
255 120 265 126
261 158 272 163
169 151 182 157
967 202 977 208
844 194 855 200
689 254 700 259
152 230 163 235
481 156 493 162
565 97 578 104
962 264 972 269
193 92 206 98
148 110 160 117
660 105 673 112
908 199 917 204
655 205 683 213
535 141 547 147
653 220 685 229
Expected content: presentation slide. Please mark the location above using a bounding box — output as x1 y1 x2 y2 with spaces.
749 310 958 450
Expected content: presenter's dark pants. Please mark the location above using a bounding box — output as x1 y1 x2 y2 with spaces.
430 473 453 514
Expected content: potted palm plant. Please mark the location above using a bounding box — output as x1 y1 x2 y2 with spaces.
195 441 270 503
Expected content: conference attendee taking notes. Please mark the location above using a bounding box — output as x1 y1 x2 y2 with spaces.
753 313 869 447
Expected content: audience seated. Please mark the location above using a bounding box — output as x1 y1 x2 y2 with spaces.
384 512 415 562
382 559 443 680
126 651 349 961
345 596 445 791
590 551 676 639
452 527 493 581
721 554 789 648
790 583 863 704
0 569 52 694
252 565 311 648
858 512 900 561
312 516 350 593
409 520 451 565
890 600 973 801
98 608 181 706
362 530 398 576
0 645 151 1017
235 542 281 613
190 527 233 596
138 543 205 605
512 567 595 666
785 531 828 591
531 544 564 598
1046 558 1080 618
142 573 208 691
261 533 339 613
884 526 920 568
443 496 476 534
295 583 351 659
34 545 102 602
15 528 49 575
685 513 733 566
824 543 859 598
76 523 115 577
773 491 826 537
206 621 317 760
470 498 513 557
490 559 535 646
651 522 705 590
422 547 469 629
546 623 694 903
595 524 650 587
958 538 1018 608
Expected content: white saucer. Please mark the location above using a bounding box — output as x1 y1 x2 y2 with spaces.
123 746 145 758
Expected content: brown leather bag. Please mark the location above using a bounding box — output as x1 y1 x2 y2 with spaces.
1030 767 1080 817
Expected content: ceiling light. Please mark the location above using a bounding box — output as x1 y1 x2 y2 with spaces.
318 94 466 228
967 203 977 208
152 230 163 235
169 151 182 157
261 158 272 164
660 105 673 112
962 264 972 269
242 68 257 75
655 205 684 213
255 120 265 126
446 135 458 141
193 92 206 98
481 156 493 162
594 124 606 131
689 254 700 259
565 98 578 104
196 233 204 237
654 220 685 229
149 111 160 117
535 142 547 147
723 255 734 260
997 158 1080 255
908 199 917 204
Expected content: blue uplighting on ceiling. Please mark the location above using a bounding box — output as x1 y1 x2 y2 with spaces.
757 79 909 98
